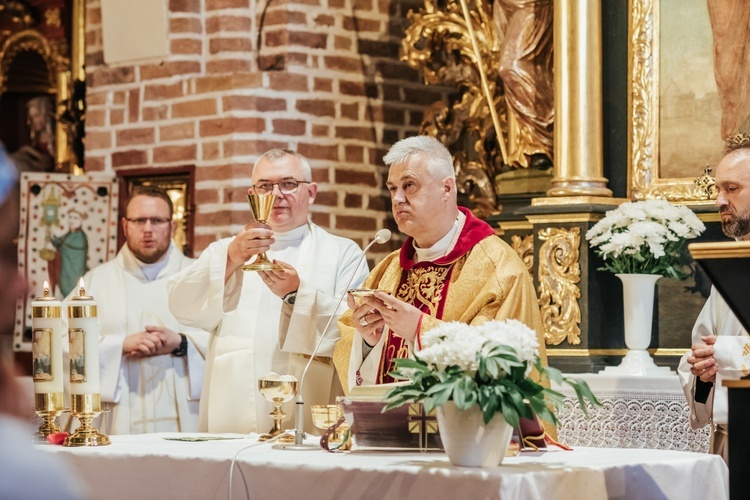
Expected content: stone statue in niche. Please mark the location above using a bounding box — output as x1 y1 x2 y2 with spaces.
10 96 55 173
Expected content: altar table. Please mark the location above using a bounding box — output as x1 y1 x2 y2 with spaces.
43 433 727 500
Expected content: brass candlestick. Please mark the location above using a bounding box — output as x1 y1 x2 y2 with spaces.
63 393 110 447
242 193 285 272
34 392 64 442
258 376 298 442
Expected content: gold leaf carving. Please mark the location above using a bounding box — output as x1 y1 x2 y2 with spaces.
537 227 581 345
510 233 533 276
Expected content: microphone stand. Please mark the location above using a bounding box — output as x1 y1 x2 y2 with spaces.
274 229 390 450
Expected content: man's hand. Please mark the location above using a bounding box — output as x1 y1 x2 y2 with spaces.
258 260 300 299
347 293 385 347
225 222 275 279
687 335 718 383
146 326 183 356
365 291 422 344
122 331 163 358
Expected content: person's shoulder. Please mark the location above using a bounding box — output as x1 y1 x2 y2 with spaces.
310 223 362 250
470 234 527 269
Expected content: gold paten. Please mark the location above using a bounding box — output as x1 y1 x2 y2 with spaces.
33 392 64 442
537 227 582 345
63 393 111 447
257 376 298 443
510 233 534 276
243 193 285 272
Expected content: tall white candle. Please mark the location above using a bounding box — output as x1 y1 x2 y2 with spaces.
67 278 100 395
31 281 63 395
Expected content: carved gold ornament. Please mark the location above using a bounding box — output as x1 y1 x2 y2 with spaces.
537 227 581 346
510 233 534 276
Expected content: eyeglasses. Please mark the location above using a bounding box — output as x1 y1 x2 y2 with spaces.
125 217 171 227
252 180 310 195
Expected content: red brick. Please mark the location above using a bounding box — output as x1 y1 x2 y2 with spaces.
195 210 231 227
169 0 200 12
116 127 155 147
144 83 183 101
170 17 202 33
268 72 308 92
110 109 125 125
194 234 215 253
86 109 106 127
143 105 168 121
207 59 252 74
171 38 203 55
314 14 334 26
206 15 252 33
223 95 286 112
334 36 351 51
89 66 135 87
272 119 305 136
200 117 266 137
344 193 362 208
209 37 252 54
311 168 330 183
337 215 376 231
85 156 106 171
197 163 234 181
172 99 217 118
264 29 288 48
329 0 346 7
87 92 108 106
343 17 380 32
324 56 360 72
340 103 359 120
86 50 104 67
335 126 375 141
314 78 333 92
194 74 262 93
345 145 364 163
353 0 374 10
206 0 249 9
339 80 365 96
128 89 140 122
288 31 327 49
298 143 338 161
86 131 111 150
335 169 376 186
160 123 195 141
140 61 201 80
87 6 101 24
313 190 337 207
195 188 219 204
153 144 197 163
382 106 404 125
113 92 126 104
112 150 147 167
225 139 286 157
296 99 335 117
312 124 330 137
262 10 306 26
202 141 221 161
310 212 330 227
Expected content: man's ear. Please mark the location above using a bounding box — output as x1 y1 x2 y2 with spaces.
121 217 129 238
307 182 318 205
443 177 455 197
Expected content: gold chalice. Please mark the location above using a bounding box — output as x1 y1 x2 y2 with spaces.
258 375 298 442
242 193 285 272
311 404 349 450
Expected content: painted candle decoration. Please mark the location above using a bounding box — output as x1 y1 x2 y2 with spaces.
31 280 63 395
68 277 100 395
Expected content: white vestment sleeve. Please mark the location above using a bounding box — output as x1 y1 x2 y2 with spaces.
98 335 126 403
168 238 244 331
184 329 208 400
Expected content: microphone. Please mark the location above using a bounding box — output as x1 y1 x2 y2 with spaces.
280 228 391 449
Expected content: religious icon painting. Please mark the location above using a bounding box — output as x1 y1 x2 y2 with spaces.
68 328 86 383
14 172 118 352
32 328 53 381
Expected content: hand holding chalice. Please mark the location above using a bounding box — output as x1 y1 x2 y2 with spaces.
242 193 284 272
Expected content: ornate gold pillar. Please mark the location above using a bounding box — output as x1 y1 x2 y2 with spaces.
548 0 611 197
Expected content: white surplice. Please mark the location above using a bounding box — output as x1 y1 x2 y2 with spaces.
678 286 749 429
167 222 367 434
64 243 210 435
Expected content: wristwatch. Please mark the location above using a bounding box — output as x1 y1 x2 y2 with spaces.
283 291 297 306
172 333 188 357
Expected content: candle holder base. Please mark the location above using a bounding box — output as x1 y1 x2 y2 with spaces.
64 393 110 447
33 392 64 443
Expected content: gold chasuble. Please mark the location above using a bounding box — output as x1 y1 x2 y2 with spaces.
334 207 547 393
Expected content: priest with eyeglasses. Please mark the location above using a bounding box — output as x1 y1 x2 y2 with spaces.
168 149 368 434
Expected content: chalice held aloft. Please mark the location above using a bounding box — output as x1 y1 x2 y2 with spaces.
242 193 285 272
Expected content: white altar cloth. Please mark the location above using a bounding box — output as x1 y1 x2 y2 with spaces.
42 433 727 500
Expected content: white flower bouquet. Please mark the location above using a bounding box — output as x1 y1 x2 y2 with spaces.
383 319 599 427
585 200 705 279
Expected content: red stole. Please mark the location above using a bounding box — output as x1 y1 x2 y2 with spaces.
375 207 496 384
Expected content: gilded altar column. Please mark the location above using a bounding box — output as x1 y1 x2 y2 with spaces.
548 0 612 197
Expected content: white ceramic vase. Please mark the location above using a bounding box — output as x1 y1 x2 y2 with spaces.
603 273 672 376
436 401 514 467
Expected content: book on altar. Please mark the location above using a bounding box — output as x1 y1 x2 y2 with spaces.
337 384 443 451
688 240 750 332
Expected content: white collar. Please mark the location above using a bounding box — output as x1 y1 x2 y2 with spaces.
414 211 465 263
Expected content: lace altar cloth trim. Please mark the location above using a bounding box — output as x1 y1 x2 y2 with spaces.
557 389 711 453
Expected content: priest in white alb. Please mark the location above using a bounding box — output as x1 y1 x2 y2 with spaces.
168 149 368 434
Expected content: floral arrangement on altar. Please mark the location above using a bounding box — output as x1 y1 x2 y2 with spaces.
585 199 705 279
382 319 600 428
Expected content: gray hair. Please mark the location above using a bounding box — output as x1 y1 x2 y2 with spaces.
383 136 455 180
254 149 312 182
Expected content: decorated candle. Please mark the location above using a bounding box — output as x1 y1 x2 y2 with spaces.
31 281 63 395
67 278 100 395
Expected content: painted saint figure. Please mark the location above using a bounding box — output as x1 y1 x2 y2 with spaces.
49 208 89 297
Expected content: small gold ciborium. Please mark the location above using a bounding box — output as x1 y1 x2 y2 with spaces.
258 375 298 442
348 288 377 306
34 392 64 442
311 404 349 450
63 394 111 447
242 193 285 272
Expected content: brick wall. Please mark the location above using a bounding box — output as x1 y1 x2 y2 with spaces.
84 0 450 259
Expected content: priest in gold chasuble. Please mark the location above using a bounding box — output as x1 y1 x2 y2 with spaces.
333 136 546 393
